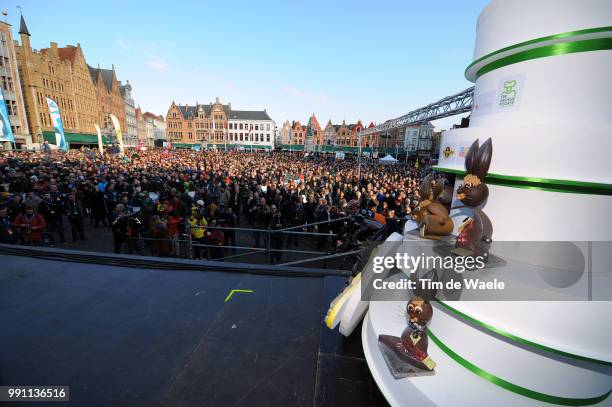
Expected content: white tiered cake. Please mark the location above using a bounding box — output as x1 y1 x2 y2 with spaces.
362 0 612 405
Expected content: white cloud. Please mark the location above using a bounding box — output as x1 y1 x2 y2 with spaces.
284 86 303 97
115 38 130 50
144 58 170 73
284 85 328 104
224 80 237 94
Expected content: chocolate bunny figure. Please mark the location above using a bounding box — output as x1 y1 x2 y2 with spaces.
412 174 454 240
455 138 493 260
379 269 437 373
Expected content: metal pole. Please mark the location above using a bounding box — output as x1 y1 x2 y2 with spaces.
267 229 272 264
358 131 362 183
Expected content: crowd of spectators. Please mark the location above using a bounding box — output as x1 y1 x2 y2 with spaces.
0 147 434 261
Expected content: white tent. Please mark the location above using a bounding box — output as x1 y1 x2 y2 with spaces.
379 154 398 164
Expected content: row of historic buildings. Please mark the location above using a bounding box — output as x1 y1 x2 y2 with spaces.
165 98 276 149
277 114 440 156
0 15 165 149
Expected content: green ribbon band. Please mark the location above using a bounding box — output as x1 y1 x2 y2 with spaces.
435 300 612 367
432 167 612 196
428 329 612 406
465 26 612 79
475 38 612 79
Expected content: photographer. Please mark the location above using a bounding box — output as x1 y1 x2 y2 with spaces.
111 204 129 254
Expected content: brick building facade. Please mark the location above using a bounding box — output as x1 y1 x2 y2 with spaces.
0 19 29 147
88 64 126 139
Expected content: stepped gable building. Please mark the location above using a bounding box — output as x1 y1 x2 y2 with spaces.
334 120 366 147
166 97 274 148
56 44 98 137
135 107 148 145
322 120 336 146
14 15 82 144
88 64 126 138
279 120 291 145
143 111 166 147
166 97 228 144
119 80 138 147
290 120 306 145
364 122 379 148
0 17 30 147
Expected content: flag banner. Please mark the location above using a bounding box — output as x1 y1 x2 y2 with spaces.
46 97 68 151
94 123 103 155
109 114 124 156
0 86 15 143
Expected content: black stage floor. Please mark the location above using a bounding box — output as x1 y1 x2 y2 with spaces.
0 252 386 406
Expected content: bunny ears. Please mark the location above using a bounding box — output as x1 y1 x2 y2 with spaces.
419 174 448 201
464 138 492 180
410 268 438 302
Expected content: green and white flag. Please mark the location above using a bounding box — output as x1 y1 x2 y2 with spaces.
0 86 15 143
46 97 68 151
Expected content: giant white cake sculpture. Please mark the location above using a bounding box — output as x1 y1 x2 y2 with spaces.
363 0 612 405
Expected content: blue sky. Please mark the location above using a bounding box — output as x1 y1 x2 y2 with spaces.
3 0 489 129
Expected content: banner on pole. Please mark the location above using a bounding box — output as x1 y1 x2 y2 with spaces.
94 123 103 155
46 97 68 151
0 86 15 143
109 114 124 155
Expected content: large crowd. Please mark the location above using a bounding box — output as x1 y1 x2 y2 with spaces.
0 147 434 261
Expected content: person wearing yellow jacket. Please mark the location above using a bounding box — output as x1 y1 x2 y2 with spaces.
189 214 207 259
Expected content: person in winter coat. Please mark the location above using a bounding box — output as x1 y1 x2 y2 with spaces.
12 205 46 245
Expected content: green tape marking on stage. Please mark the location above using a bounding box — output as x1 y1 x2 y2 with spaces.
434 300 612 367
474 38 612 79
224 289 254 302
432 167 612 195
465 26 612 78
428 329 612 406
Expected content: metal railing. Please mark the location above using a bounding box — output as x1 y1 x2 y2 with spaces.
106 215 363 270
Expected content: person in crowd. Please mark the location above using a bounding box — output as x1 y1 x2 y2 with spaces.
38 192 66 244
12 205 46 245
149 215 170 257
0 206 17 244
251 197 271 248
204 220 224 259
0 148 434 255
90 186 108 228
189 212 207 259
65 192 86 242
111 203 131 254
167 210 183 256
269 204 284 263
219 206 237 253
315 201 331 250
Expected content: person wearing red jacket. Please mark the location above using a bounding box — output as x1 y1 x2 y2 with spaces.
12 206 47 245
166 210 183 255
204 220 224 259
